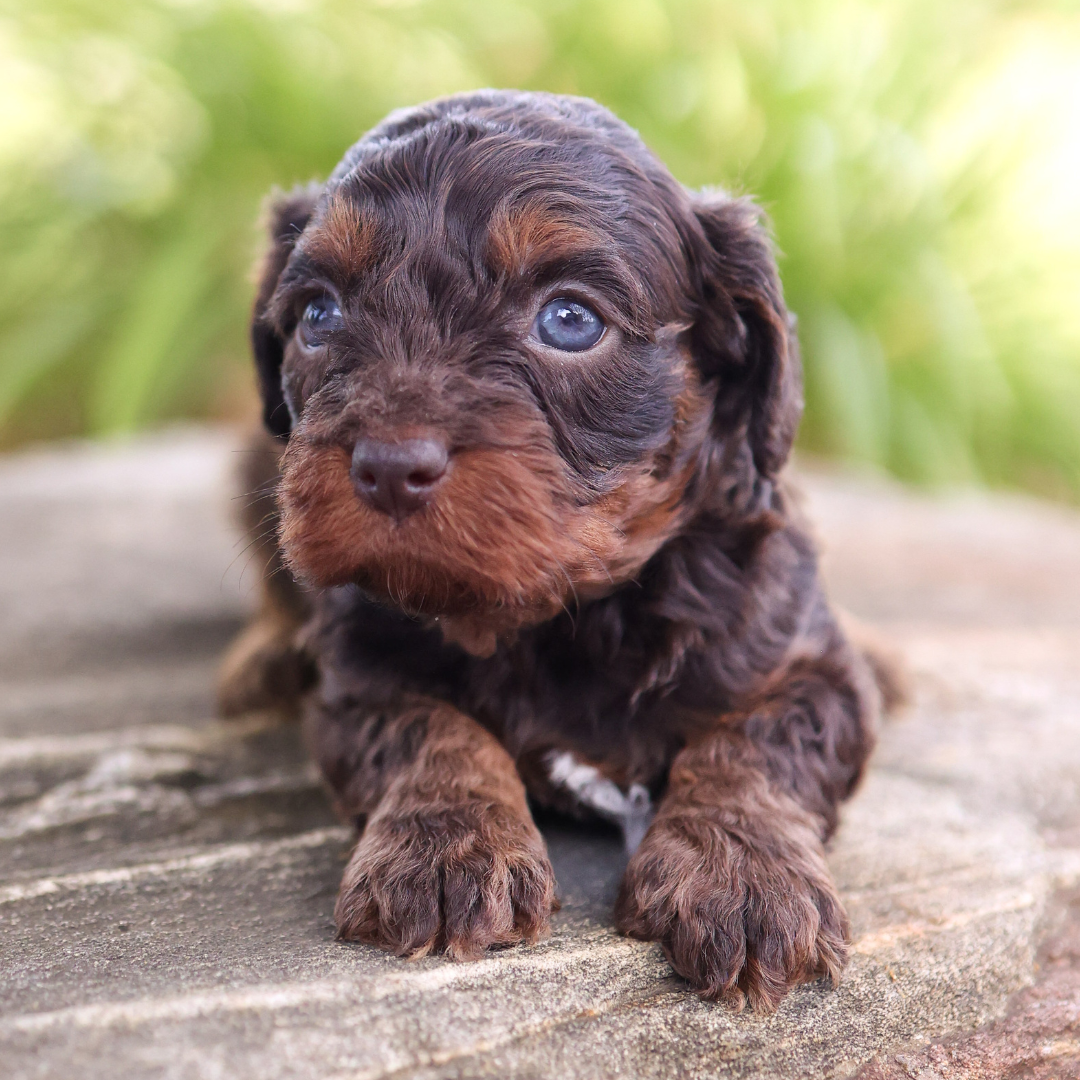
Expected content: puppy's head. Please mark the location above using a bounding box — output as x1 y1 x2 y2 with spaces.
253 91 801 654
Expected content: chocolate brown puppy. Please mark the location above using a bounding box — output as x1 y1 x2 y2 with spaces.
220 90 882 1011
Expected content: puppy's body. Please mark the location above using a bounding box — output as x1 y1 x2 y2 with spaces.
222 91 880 1011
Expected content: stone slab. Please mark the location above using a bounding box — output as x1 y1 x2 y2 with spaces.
1 432 1079 1079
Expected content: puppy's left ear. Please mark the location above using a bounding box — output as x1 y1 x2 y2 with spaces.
688 192 803 480
251 183 322 439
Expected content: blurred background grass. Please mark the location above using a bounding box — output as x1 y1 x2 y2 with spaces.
2 0 1079 497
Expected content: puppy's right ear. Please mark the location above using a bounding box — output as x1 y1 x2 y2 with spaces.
251 184 321 439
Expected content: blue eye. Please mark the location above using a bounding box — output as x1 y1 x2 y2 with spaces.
535 298 605 352
299 296 342 345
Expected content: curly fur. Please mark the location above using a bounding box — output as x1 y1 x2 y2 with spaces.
220 89 891 1012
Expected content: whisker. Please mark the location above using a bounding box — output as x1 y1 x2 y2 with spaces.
221 523 281 589
231 480 281 505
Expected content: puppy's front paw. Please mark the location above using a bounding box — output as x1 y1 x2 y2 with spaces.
335 802 557 960
614 811 848 1011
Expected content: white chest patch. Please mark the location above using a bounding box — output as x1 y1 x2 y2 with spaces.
545 750 654 854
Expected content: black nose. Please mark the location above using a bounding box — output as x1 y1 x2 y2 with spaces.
350 437 449 522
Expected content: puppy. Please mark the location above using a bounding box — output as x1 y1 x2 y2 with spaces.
220 90 883 1012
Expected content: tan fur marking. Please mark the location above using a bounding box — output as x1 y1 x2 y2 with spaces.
280 436 586 629
278 361 713 646
304 195 374 281
486 202 607 277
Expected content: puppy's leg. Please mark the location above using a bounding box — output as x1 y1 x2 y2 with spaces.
308 695 557 959
218 428 312 718
615 642 876 1011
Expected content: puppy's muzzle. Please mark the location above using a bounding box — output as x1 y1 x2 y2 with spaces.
350 437 449 523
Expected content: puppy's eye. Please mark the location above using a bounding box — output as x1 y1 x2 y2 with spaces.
298 296 342 346
535 298 605 352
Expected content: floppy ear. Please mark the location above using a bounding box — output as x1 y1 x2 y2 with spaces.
251 183 322 439
688 192 803 480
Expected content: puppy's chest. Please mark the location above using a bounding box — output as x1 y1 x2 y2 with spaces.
459 651 691 850
462 640 682 766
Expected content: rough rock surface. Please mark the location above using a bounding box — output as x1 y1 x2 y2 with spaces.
1 429 1079 1080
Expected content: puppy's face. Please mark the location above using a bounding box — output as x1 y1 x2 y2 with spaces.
254 93 800 653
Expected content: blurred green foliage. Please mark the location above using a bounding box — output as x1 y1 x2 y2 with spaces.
2 0 1080 496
